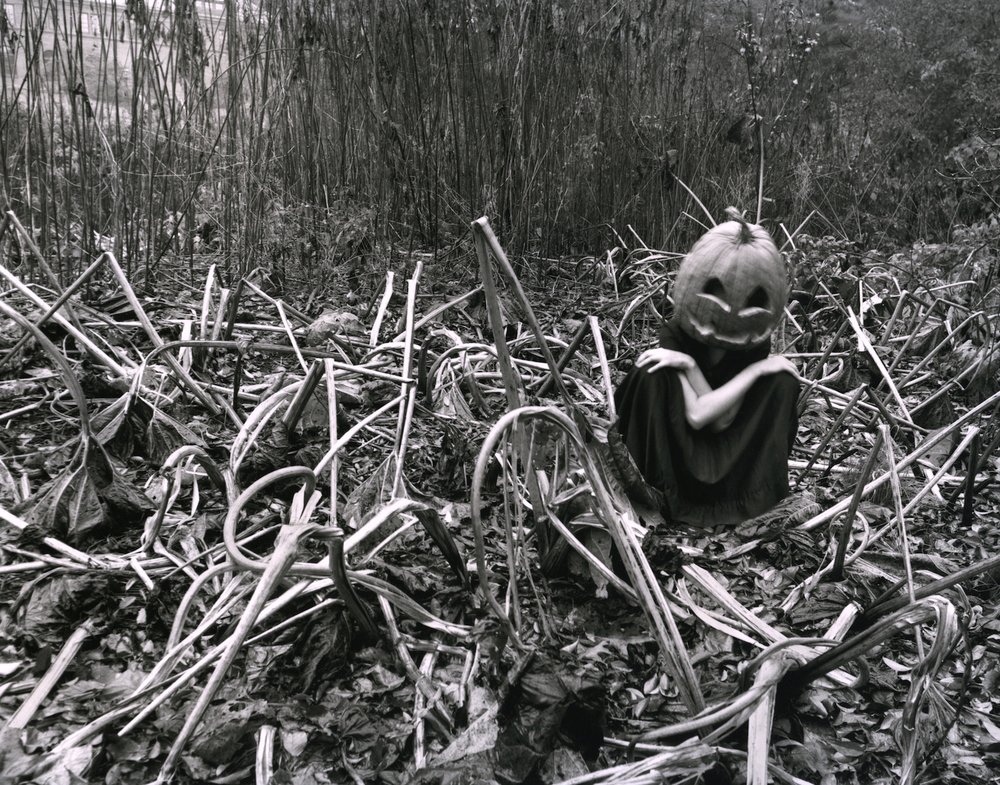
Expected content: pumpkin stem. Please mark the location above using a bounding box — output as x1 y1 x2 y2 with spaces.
724 206 754 244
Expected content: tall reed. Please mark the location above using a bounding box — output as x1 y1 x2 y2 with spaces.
0 0 994 279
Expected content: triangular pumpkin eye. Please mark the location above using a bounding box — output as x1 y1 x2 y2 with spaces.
746 286 770 310
703 277 725 297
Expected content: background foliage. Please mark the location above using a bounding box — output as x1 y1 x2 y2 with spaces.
1 0 998 275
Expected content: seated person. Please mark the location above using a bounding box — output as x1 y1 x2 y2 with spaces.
614 209 800 528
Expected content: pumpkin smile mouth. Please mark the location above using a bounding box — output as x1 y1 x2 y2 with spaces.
687 316 771 347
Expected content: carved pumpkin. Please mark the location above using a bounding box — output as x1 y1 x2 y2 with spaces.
671 209 788 349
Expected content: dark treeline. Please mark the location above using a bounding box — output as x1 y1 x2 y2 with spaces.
1 0 998 276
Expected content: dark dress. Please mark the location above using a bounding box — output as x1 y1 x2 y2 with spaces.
614 320 799 527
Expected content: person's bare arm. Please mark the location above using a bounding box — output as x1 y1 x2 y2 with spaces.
636 347 735 429
678 362 741 431
678 356 798 431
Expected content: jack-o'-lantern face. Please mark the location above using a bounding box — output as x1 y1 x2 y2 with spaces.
672 216 789 349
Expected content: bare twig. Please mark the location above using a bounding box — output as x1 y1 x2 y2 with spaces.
8 621 93 729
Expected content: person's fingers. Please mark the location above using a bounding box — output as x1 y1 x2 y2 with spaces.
637 350 695 373
773 358 799 378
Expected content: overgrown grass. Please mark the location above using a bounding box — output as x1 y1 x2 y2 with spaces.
1 0 998 281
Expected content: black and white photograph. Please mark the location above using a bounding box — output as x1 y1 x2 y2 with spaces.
0 1 998 783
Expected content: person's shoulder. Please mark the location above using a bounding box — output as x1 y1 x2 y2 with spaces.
763 355 801 390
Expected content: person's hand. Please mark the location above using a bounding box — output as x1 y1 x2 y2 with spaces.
752 355 799 379
636 348 696 373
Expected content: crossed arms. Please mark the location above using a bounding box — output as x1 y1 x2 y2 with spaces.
635 348 798 432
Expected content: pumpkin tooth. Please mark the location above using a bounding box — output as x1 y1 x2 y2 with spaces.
690 318 716 340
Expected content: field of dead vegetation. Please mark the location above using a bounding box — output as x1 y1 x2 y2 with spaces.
1 211 1000 785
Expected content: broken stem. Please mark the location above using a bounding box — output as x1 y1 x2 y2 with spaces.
7 622 93 729
830 428 884 581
